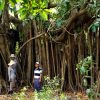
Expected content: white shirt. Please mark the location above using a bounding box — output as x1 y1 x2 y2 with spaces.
34 67 42 79
8 65 16 81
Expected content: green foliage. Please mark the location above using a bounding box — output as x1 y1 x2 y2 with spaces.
34 76 66 100
56 18 64 28
60 93 67 100
12 87 27 100
34 88 53 100
89 21 100 33
34 90 67 100
9 0 16 7
88 1 100 33
86 82 100 100
40 11 48 20
86 88 95 100
43 76 60 90
86 82 98 100
52 0 71 21
12 76 67 100
12 76 84 100
9 0 51 20
15 42 19 55
49 0 72 28
0 0 5 11
76 56 93 87
76 56 93 75
57 0 71 19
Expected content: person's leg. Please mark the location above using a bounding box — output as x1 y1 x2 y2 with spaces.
9 80 15 94
10 82 12 91
34 79 41 92
34 79 38 91
8 82 13 94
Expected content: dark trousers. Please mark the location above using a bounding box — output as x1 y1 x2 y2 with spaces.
34 79 41 92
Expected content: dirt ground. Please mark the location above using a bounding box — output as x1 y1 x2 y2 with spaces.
0 91 88 100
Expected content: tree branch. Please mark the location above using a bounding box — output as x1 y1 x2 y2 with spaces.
9 15 22 24
17 33 45 55
54 0 91 42
54 8 87 42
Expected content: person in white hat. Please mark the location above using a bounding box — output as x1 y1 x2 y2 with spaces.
33 62 43 92
10 54 16 58
9 54 17 72
8 54 17 94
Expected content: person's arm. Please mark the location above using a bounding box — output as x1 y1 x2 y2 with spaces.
39 69 43 82
33 69 34 83
33 75 34 83
39 73 42 82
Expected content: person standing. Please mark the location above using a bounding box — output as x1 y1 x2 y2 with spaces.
9 54 17 73
33 62 43 92
8 54 17 94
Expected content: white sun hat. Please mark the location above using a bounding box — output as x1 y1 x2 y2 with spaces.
35 62 39 64
8 60 15 66
10 54 16 58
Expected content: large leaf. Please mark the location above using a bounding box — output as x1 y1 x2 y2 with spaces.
40 0 47 8
76 56 93 75
40 11 48 20
19 12 26 20
17 8 27 20
15 0 51 20
32 9 39 16
0 0 5 11
80 66 86 74
32 0 38 8
44 9 52 13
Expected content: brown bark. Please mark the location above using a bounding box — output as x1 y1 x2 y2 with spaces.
27 22 33 83
45 34 50 77
9 16 22 24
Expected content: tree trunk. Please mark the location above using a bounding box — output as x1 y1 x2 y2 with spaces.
27 22 33 83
